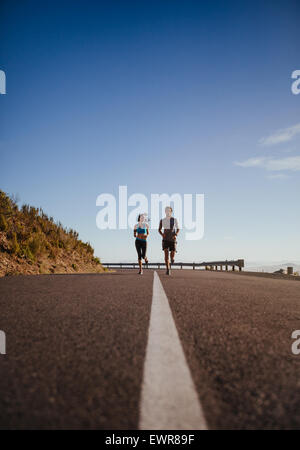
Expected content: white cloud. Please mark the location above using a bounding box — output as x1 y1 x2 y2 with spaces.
259 123 300 146
235 155 300 172
266 173 289 180
266 156 300 171
235 157 267 168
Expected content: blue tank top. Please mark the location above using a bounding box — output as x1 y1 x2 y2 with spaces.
136 225 147 241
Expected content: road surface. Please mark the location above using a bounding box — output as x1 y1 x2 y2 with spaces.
0 269 299 429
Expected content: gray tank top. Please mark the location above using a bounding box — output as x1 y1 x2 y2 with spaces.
160 217 176 241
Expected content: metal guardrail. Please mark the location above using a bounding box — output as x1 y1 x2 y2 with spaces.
102 259 245 271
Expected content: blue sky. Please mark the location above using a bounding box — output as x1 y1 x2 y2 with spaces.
1 0 300 263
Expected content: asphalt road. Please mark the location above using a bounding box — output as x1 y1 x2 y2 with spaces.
0 269 299 429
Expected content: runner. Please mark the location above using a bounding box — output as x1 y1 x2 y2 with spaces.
158 206 180 275
134 213 149 275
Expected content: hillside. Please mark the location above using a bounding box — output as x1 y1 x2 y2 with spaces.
0 190 105 276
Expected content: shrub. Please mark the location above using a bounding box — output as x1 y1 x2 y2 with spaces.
21 244 34 261
11 232 20 255
28 234 42 256
92 256 101 265
15 222 25 240
58 239 66 249
48 247 57 260
0 191 13 217
0 214 8 231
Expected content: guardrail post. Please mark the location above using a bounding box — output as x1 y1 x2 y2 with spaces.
238 259 244 269
181 264 183 269
225 265 228 271
193 263 195 270
232 265 235 271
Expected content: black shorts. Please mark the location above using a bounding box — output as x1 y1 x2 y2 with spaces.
162 240 177 252
135 239 147 260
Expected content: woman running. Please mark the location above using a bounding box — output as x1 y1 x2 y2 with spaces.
134 213 149 274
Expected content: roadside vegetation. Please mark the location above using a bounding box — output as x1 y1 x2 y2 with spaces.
0 190 104 276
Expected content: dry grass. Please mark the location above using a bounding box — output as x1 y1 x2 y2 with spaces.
0 190 104 277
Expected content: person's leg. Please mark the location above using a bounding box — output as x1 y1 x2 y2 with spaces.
170 240 177 265
170 250 175 265
164 248 170 272
142 241 148 264
135 240 143 274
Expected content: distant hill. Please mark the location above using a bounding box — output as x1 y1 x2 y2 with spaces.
0 190 105 276
245 261 300 275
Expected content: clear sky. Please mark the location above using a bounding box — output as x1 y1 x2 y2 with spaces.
1 0 300 264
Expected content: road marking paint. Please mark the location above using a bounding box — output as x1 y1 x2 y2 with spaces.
139 271 207 430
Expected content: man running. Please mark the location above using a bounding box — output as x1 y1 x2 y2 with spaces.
159 206 180 275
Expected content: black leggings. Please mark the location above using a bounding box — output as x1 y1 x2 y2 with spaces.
135 239 147 260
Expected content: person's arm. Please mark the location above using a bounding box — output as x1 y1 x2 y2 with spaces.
173 219 180 239
134 224 137 238
158 219 164 238
146 223 149 237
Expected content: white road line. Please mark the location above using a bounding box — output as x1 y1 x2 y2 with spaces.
139 271 207 430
